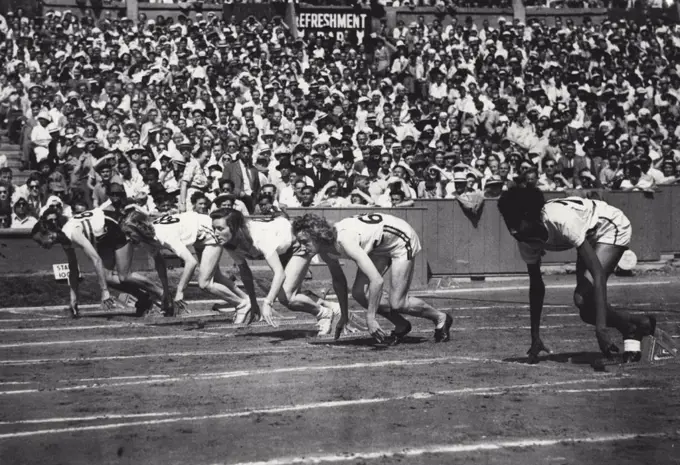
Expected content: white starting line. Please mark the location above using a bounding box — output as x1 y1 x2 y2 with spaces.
223 432 670 465
0 278 674 315
0 377 641 439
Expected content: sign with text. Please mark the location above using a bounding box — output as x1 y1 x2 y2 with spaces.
52 263 81 282
295 7 371 45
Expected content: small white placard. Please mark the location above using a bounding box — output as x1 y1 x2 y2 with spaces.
52 263 81 281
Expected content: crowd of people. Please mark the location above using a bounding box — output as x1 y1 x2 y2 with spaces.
0 7 679 230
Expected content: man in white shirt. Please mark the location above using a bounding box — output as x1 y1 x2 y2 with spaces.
10 197 37 229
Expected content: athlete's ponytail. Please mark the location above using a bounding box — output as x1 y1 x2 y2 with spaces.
120 209 156 243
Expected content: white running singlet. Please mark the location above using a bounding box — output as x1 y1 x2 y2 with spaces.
225 216 295 261
519 197 632 265
334 213 422 261
153 212 217 254
61 209 119 245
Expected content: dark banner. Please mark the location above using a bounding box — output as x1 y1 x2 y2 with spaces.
222 3 287 24
295 7 371 45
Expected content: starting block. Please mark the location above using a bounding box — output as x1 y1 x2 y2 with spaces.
118 293 137 307
640 329 679 365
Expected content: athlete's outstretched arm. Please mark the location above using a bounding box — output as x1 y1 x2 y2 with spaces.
69 230 114 307
576 240 618 355
260 252 286 327
237 259 258 307
64 247 80 310
341 241 386 343
320 253 350 339
152 251 172 310
527 263 550 363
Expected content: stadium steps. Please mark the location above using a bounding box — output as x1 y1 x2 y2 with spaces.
1 136 29 186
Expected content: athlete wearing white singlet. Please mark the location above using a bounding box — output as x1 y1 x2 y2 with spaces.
518 197 632 264
497 186 655 363
60 209 130 276
62 208 128 257
152 211 218 252
332 213 422 261
33 207 164 318
222 216 297 262
291 212 451 344
119 209 247 318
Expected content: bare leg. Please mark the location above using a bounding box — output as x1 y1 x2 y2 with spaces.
105 269 164 300
113 244 164 299
388 258 447 327
574 243 653 337
278 255 324 316
197 246 244 305
351 255 411 331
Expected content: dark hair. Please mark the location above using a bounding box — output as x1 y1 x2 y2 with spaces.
190 191 208 205
291 213 336 247
497 186 545 231
219 178 235 190
31 206 67 242
210 207 250 246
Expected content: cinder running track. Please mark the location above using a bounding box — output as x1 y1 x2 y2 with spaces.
1 275 679 465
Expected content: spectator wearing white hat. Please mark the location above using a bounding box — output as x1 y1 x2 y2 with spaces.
31 110 52 164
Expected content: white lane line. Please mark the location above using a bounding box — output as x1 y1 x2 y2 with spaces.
0 348 303 366
4 321 676 350
424 280 674 294
0 411 181 426
223 432 669 465
0 334 218 349
1 384 652 428
0 377 618 437
0 318 68 323
0 357 471 395
0 324 132 333
553 387 656 394
0 280 673 314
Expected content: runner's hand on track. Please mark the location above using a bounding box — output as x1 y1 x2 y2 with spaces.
334 314 349 340
596 328 619 357
162 295 174 315
66 304 80 319
367 317 387 344
527 337 552 364
101 297 118 311
261 301 278 328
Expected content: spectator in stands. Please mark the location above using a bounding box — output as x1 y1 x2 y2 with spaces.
0 6 678 226
0 206 10 228
11 197 37 229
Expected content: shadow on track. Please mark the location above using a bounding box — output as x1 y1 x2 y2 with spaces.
235 329 320 343
310 335 430 349
503 351 605 366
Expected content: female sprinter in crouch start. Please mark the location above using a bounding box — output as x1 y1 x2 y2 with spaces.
210 208 363 334
291 212 453 344
31 207 166 318
497 186 657 363
120 209 251 317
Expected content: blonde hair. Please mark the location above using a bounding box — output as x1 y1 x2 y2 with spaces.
120 209 156 243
